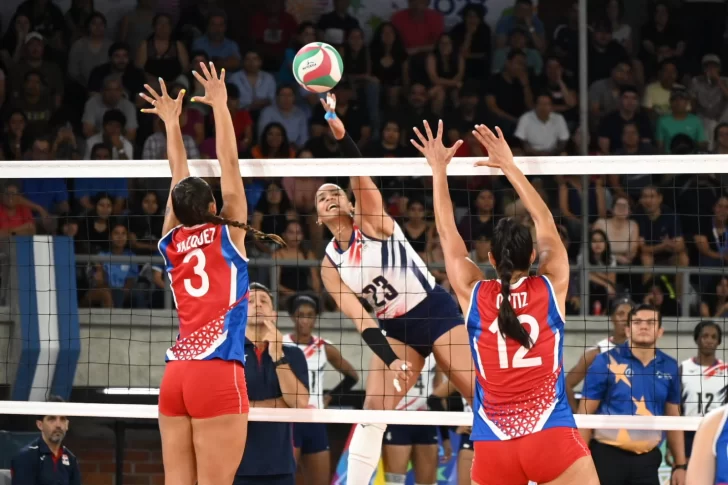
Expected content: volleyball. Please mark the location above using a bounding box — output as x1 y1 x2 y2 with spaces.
292 42 344 93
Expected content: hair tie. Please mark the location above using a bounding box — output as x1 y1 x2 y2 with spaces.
324 111 337 121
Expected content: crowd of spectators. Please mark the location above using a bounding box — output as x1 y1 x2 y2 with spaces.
0 0 726 316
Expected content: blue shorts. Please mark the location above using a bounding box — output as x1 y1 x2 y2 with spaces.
685 430 696 457
384 424 439 446
459 433 473 451
293 422 330 455
378 285 463 358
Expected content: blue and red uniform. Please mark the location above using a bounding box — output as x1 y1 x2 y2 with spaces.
466 275 589 485
157 222 250 418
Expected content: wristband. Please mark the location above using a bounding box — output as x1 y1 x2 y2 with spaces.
361 327 398 367
273 356 289 368
672 464 687 471
324 111 337 121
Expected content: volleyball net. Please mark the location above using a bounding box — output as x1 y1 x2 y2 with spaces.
0 155 726 436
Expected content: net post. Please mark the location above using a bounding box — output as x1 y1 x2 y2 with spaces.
580 175 590 318
578 0 589 156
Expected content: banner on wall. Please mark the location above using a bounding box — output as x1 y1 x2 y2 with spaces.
332 425 459 485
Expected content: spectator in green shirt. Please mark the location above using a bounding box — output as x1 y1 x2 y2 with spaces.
656 86 707 153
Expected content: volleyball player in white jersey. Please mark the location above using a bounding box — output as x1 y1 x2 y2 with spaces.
681 320 728 458
316 94 474 484
565 298 632 410
383 355 446 485
283 294 359 485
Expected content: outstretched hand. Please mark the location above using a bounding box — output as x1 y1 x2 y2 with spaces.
190 61 227 107
471 125 515 170
139 79 184 124
320 93 345 140
410 120 463 171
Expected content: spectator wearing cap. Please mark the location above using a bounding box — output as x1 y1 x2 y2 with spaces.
227 48 276 115
83 109 133 160
597 85 653 154
588 61 632 125
67 12 113 88
390 0 445 55
258 85 310 150
642 58 679 120
192 9 241 72
10 396 80 485
494 0 546 53
14 0 66 51
9 32 64 106
588 19 630 86
656 85 707 153
491 25 543 76
82 74 138 141
514 92 569 155
689 54 728 149
88 42 146 104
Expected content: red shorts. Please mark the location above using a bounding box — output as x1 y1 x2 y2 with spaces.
471 427 590 485
159 359 249 419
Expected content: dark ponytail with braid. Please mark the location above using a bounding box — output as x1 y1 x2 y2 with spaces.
492 218 534 348
171 176 286 246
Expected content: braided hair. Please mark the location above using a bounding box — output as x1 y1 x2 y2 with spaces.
171 176 285 246
491 217 535 348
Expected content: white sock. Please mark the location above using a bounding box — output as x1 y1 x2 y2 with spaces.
347 423 387 485
384 473 407 484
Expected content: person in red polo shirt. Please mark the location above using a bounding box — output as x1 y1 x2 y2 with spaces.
0 182 36 237
391 0 444 55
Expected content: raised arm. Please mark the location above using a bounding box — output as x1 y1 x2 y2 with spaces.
411 120 483 307
190 62 247 248
473 125 570 308
139 79 188 235
321 94 391 235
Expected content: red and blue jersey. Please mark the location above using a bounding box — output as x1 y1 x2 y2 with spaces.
466 275 575 441
158 223 249 364
711 406 728 484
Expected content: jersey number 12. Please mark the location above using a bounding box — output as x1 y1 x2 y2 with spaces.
487 315 542 369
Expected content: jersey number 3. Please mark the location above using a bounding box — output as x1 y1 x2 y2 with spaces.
183 248 210 297
488 315 542 369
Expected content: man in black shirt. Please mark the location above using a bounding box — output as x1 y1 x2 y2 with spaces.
588 19 630 85
87 42 145 105
387 83 438 155
597 85 653 154
316 0 360 46
485 49 533 136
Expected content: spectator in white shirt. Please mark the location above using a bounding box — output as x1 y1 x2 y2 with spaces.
514 92 570 155
228 48 276 114
257 85 309 150
82 74 138 140
142 127 200 160
83 109 133 159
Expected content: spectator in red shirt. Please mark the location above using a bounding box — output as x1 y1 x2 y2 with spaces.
391 0 444 55
249 0 299 72
0 182 36 237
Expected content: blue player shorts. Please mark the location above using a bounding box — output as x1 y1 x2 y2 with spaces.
378 285 463 358
459 433 474 451
292 422 330 455
384 424 439 446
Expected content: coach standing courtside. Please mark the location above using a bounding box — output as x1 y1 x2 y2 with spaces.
10 396 80 485
579 304 687 485
236 283 310 485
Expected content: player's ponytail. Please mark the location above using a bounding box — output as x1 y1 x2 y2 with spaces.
492 218 534 349
171 176 286 246
202 212 286 246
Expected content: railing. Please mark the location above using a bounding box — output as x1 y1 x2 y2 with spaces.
74 253 726 317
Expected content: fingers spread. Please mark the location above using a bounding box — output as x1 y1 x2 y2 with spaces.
436 119 444 140
143 84 161 100
208 61 218 80
158 78 168 97
410 138 425 153
423 120 434 140
139 93 155 105
199 60 212 80
413 126 427 146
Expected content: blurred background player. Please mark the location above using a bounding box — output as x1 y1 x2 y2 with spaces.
565 298 633 410
382 355 449 485
414 120 598 485
685 404 728 483
316 95 474 485
283 294 359 485
681 320 728 459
